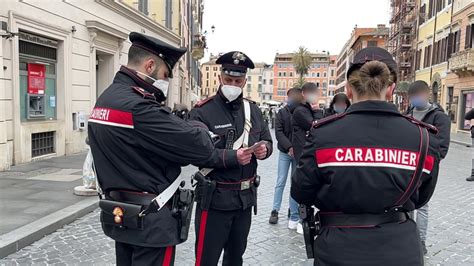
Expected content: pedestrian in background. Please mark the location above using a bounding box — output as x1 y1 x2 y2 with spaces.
172 103 189 120
406 80 451 255
291 82 324 163
291 47 440 266
269 88 303 227
465 108 474 182
324 92 351 117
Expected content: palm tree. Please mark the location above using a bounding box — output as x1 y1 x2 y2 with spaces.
292 46 312 88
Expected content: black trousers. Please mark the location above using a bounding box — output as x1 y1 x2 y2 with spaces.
115 241 175 266
195 206 252 266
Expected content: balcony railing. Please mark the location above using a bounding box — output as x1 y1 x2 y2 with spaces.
449 48 474 75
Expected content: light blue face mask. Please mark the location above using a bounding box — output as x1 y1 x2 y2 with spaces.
410 96 428 108
334 106 346 114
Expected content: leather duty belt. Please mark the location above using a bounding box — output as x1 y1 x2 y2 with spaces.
318 212 408 228
215 177 256 190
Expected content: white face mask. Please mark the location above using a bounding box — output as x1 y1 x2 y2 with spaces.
221 85 242 102
305 93 317 104
136 70 170 97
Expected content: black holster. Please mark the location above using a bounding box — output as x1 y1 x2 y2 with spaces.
193 171 216 211
299 204 319 259
170 188 195 242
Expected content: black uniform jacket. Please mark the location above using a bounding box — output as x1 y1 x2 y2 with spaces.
189 92 273 211
275 105 297 153
291 103 325 162
291 100 440 266
88 67 239 247
406 103 451 159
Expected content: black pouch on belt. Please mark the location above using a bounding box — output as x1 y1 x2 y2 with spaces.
99 199 144 230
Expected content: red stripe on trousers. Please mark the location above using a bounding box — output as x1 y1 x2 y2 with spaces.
195 210 209 266
163 246 174 266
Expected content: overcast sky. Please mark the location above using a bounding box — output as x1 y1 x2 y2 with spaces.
202 0 391 63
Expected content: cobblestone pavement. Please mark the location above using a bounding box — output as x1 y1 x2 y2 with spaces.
1 140 473 265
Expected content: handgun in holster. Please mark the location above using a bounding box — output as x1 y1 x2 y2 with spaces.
170 184 195 242
193 171 216 211
299 204 319 259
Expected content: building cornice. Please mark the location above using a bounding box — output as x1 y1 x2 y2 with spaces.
85 20 128 40
95 0 180 46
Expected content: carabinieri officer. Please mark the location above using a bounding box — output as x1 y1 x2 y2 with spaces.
189 51 273 265
88 33 249 266
291 47 441 266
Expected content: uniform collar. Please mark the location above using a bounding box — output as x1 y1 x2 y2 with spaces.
116 66 166 101
345 100 401 115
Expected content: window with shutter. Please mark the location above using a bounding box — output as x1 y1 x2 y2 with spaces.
466 24 472 49
455 30 461 53
447 32 454 59
420 4 426 24
471 24 474 48
428 0 434 18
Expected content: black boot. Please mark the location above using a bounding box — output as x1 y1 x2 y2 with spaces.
467 169 474 182
269 210 279 224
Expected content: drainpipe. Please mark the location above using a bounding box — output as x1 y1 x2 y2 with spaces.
429 0 438 87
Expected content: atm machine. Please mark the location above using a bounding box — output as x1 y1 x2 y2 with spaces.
27 94 46 119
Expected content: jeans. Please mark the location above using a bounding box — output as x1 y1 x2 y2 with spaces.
416 203 429 242
272 151 299 221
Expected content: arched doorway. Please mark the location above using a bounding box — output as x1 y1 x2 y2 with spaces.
431 72 441 104
432 81 439 103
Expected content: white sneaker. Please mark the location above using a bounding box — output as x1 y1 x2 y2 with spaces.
288 220 298 230
296 222 304 234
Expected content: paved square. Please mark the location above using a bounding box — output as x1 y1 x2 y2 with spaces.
1 141 473 265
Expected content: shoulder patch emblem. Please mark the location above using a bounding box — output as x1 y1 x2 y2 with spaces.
194 96 215 108
132 86 156 100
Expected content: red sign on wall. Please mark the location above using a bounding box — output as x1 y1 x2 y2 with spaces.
27 63 46 94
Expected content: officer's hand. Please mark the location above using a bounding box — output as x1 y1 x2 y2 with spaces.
311 104 319 110
288 147 294 158
237 148 253 165
254 144 267 160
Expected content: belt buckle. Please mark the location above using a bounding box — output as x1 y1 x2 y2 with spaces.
240 180 250 190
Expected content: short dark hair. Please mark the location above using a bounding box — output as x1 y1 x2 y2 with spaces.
301 82 318 92
128 45 163 67
330 93 351 109
287 87 302 96
408 80 430 95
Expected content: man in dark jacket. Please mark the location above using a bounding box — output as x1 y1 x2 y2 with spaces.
88 33 250 265
291 82 325 163
189 51 273 265
406 80 451 254
465 108 474 181
269 88 302 227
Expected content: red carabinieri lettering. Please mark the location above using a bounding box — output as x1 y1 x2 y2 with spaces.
315 147 434 174
88 108 134 129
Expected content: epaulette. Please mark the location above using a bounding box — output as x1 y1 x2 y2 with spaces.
402 114 439 134
243 98 256 104
194 96 214 108
312 113 346 129
132 86 156 100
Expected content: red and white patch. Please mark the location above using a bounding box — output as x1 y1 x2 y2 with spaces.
315 147 434 174
88 108 134 129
